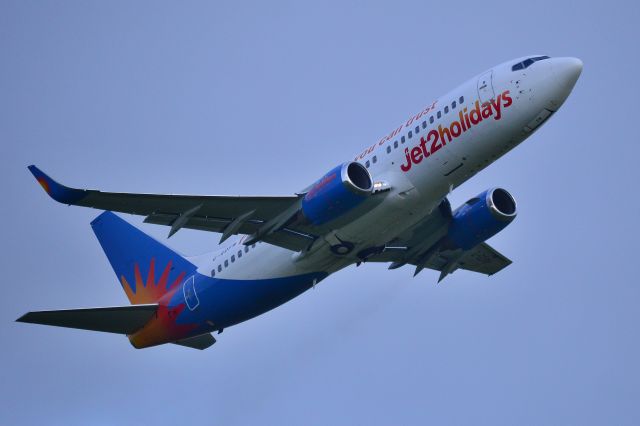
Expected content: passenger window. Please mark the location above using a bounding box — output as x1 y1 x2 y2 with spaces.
252 244 256 249
386 146 391 154
444 106 449 114
224 260 228 267
231 255 235 263
459 96 464 104
394 141 398 149
415 125 419 133
211 270 215 277
408 131 412 139
372 155 377 164
238 250 242 258
365 160 370 168
452 101 456 109
218 265 222 272
244 246 249 253
422 121 427 129
429 116 434 124
437 111 442 119
401 136 405 143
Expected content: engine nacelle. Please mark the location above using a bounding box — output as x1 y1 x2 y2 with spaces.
302 162 373 225
446 188 517 250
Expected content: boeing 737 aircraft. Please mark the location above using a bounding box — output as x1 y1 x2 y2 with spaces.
18 55 582 350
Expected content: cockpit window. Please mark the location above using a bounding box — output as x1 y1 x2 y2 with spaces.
511 55 550 71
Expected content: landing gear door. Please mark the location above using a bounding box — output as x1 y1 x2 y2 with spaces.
477 70 495 104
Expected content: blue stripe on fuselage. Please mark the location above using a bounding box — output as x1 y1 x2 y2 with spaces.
169 271 329 333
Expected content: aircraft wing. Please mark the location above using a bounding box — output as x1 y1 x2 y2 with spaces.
370 242 511 275
453 242 512 275
28 165 315 251
366 199 512 280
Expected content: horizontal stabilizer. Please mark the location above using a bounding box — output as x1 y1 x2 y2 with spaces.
173 333 216 350
16 304 158 335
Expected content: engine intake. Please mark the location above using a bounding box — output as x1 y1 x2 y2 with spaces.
302 162 372 225
446 188 517 250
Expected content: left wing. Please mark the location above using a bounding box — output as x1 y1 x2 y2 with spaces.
28 165 315 251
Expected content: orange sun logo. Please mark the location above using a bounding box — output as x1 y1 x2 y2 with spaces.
120 258 185 304
122 258 200 348
36 177 51 195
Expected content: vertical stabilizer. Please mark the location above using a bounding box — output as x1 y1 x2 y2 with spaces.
91 211 197 304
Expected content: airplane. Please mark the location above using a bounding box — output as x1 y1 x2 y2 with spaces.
17 55 582 350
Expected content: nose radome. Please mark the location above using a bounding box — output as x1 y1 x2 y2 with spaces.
548 57 583 109
556 57 583 84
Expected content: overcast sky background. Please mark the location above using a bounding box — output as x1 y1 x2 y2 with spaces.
2 1 639 425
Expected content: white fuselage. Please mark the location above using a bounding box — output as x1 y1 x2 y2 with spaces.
197 56 582 282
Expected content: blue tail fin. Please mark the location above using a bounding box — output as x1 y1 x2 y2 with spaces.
91 212 197 304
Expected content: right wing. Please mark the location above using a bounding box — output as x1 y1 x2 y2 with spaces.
369 242 511 277
366 198 513 281
455 242 512 275
28 165 315 251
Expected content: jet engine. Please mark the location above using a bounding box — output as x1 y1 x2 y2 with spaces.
446 188 517 250
301 162 373 225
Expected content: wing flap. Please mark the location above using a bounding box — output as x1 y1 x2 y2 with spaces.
409 242 511 276
455 242 512 275
368 241 512 278
143 213 315 251
16 304 158 334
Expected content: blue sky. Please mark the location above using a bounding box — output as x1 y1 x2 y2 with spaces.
2 1 639 425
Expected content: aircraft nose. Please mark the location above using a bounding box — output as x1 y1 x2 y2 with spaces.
547 57 583 108
555 57 583 86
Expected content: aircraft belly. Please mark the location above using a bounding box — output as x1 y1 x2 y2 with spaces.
186 271 329 330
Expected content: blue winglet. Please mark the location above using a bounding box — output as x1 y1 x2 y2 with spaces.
27 165 87 204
